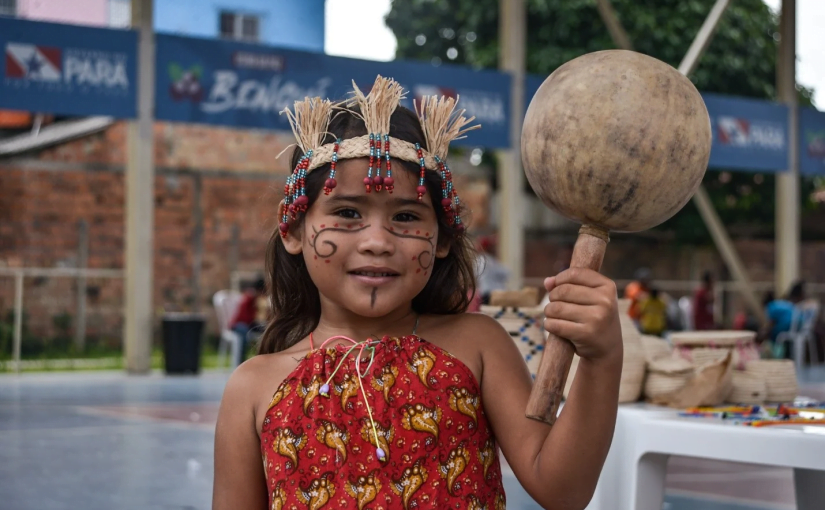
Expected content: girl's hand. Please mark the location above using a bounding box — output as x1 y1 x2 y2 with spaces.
543 268 622 362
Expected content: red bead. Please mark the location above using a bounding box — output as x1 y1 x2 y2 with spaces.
295 195 308 206
325 178 337 189
416 185 427 195
441 198 452 207
279 222 289 233
288 204 296 213
383 177 394 187
456 224 465 233
373 176 384 186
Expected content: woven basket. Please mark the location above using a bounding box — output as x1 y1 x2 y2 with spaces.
479 305 546 378
644 356 694 400
745 359 798 403
562 299 646 403
640 335 672 362
727 372 767 404
671 331 759 370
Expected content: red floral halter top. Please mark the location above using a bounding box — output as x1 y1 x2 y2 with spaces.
260 334 506 510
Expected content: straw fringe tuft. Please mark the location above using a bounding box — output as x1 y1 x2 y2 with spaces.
279 97 336 157
414 95 480 159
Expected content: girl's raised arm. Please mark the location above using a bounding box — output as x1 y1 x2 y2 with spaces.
212 362 269 510
476 268 622 510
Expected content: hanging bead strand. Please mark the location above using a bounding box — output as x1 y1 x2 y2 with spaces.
415 143 427 201
374 133 384 192
383 134 393 193
323 139 341 195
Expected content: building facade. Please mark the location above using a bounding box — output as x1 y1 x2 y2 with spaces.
3 0 325 51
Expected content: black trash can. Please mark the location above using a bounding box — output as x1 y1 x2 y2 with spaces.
161 312 205 375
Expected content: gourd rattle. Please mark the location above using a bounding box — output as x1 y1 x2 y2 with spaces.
521 50 712 424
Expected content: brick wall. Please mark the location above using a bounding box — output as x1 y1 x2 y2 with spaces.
0 122 292 345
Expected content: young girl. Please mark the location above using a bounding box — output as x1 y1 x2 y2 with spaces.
213 77 622 510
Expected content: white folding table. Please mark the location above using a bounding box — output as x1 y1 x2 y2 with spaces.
586 405 825 510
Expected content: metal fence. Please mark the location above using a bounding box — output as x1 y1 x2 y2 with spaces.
0 267 124 373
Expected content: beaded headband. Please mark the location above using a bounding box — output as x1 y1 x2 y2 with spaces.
278 75 480 238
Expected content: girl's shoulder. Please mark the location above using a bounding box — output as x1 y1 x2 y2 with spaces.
424 311 511 345
420 312 514 385
223 349 310 435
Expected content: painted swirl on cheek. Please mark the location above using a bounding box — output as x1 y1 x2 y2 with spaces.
309 223 370 259
383 227 436 273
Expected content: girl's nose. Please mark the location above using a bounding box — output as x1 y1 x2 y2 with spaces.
356 222 396 257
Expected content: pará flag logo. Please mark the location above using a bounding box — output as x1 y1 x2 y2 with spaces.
5 43 62 81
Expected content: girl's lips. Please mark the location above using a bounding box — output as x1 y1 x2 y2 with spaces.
348 269 400 286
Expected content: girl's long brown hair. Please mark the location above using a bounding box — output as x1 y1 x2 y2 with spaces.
258 105 477 354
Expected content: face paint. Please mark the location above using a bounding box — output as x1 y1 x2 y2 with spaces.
383 227 435 273
309 223 370 259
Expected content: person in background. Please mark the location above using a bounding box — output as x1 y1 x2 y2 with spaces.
475 235 510 305
693 271 716 330
639 288 668 336
229 277 266 366
624 267 652 326
760 281 806 358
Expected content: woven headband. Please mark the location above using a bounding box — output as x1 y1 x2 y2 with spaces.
278 75 480 238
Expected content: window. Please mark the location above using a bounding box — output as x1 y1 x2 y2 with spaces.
108 0 131 28
219 11 260 42
0 0 16 17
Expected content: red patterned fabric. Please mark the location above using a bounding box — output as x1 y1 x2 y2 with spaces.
261 335 506 510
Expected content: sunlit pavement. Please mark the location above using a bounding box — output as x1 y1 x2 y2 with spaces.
2 368 824 510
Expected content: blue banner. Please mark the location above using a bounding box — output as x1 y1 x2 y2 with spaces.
0 18 137 118
703 93 788 172
154 34 510 148
800 107 825 176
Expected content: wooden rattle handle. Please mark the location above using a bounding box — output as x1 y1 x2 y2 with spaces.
526 224 609 425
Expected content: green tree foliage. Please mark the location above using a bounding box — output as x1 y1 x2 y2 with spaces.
387 0 820 243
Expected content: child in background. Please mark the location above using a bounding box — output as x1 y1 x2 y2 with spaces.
212 77 623 510
228 277 266 366
639 288 668 336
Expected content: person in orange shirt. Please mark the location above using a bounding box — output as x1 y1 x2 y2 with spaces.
624 267 652 326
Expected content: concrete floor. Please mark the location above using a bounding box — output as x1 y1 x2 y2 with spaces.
1 368 823 510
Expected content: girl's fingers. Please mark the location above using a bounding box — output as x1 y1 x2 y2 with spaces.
543 318 588 343
543 276 556 294
554 267 612 289
543 300 594 324
547 283 600 306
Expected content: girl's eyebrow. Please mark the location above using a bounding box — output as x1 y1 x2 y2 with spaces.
387 197 429 209
326 194 364 205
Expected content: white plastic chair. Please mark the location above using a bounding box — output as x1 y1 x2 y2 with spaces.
776 300 820 372
678 296 694 331
213 290 243 370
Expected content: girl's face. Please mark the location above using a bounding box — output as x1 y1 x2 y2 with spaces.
283 158 449 319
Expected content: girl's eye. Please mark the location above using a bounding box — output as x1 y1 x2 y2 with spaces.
394 212 419 222
335 208 361 219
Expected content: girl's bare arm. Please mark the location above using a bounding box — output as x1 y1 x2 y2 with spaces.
212 360 269 510
474 269 622 510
